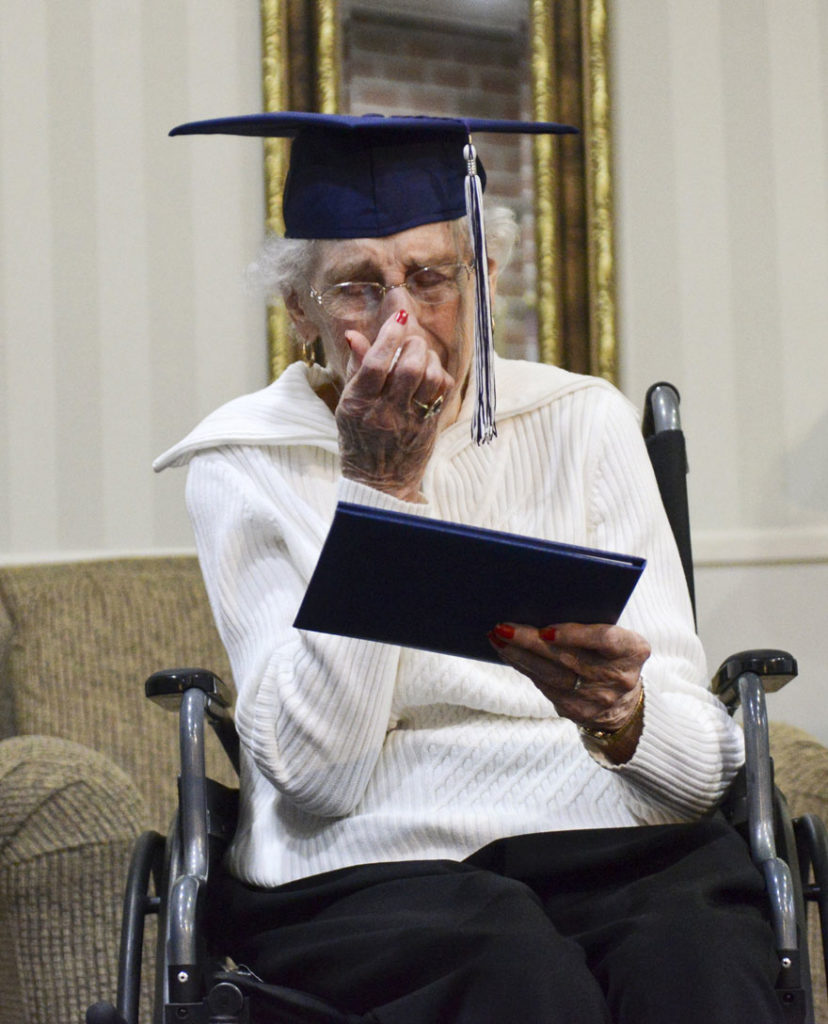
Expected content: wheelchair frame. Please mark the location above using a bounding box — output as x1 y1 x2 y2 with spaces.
87 384 828 1024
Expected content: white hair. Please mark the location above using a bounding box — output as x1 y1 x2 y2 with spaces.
247 204 520 303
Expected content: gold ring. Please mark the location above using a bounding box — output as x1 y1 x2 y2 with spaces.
412 394 444 420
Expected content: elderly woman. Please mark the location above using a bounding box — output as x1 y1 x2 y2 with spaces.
156 114 783 1023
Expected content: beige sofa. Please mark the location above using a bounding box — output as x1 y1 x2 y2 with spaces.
0 557 237 1024
0 556 826 1023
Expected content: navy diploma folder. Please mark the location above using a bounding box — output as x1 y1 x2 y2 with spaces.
294 502 646 663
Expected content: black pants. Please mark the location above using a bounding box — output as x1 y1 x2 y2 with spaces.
209 818 785 1023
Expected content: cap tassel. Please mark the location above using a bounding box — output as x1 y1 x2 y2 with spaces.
464 141 496 445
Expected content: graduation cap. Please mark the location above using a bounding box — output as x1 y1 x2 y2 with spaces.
170 112 577 443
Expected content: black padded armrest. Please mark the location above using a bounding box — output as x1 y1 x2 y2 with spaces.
146 667 239 776
712 650 798 712
145 667 233 710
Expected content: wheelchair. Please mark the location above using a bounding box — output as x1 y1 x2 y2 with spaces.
87 383 828 1024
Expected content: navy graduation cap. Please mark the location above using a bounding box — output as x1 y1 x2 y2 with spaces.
170 111 578 443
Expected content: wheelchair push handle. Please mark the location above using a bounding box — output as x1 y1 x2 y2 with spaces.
642 381 682 438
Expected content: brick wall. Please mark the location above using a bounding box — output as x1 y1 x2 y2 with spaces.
342 9 538 360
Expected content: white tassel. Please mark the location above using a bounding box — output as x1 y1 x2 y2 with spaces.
464 141 496 444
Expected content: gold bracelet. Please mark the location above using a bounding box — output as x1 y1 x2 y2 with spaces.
579 685 645 745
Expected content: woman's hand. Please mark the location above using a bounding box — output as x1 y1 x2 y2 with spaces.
488 622 650 736
336 309 455 502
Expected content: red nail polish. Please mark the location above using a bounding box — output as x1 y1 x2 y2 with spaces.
395 309 408 324
493 623 515 640
539 627 557 643
488 631 507 650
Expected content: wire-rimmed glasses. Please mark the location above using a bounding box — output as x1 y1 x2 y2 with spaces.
309 262 474 322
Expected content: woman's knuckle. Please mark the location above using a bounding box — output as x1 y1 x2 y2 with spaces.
594 689 617 711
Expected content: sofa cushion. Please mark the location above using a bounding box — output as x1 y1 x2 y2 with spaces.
771 721 828 824
0 735 154 1024
0 556 237 832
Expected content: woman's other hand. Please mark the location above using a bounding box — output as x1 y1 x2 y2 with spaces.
488 622 650 753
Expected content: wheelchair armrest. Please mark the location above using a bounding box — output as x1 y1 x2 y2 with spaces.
146 667 240 775
715 654 797 865
143 670 242 1013
715 653 801 965
712 649 798 713
145 667 233 711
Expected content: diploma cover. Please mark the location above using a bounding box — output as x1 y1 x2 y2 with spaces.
294 502 646 663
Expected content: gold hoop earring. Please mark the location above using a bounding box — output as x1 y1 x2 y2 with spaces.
301 337 319 366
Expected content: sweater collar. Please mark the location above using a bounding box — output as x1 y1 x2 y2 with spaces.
154 356 597 472
435 355 599 458
153 362 338 471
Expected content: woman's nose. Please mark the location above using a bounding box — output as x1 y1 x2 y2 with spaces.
380 283 412 320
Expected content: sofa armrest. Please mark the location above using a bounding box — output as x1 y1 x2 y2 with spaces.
0 735 150 1024
770 723 828 824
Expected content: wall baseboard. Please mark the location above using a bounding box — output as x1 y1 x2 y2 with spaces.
0 547 198 569
694 527 828 567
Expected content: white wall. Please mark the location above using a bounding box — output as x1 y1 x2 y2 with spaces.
0 0 266 559
2 2 827 742
612 0 828 742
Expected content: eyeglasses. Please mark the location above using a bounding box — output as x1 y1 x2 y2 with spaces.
309 262 474 322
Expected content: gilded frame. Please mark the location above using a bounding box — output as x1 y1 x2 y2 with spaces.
261 0 616 383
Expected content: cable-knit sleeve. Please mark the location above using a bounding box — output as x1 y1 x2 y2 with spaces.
584 390 745 818
185 446 425 818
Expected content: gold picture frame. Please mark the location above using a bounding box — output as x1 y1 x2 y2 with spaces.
261 0 616 383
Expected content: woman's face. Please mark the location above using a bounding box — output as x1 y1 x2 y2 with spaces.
291 220 482 417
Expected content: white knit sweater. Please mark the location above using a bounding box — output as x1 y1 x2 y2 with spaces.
155 357 744 888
